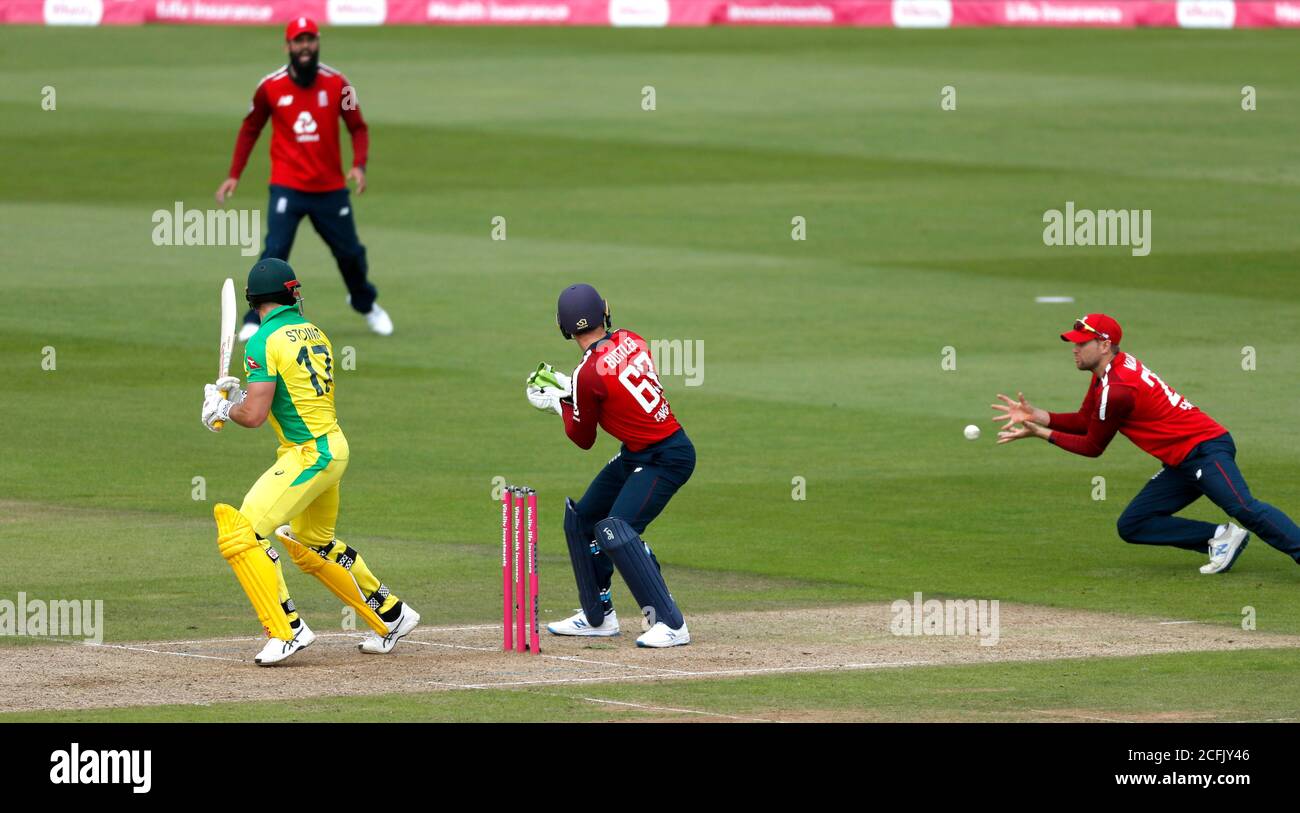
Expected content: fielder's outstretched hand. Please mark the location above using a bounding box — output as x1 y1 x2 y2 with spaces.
997 420 1048 445
992 392 1048 429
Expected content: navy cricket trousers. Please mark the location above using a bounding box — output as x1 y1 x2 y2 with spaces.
573 428 696 592
246 184 377 322
1116 433 1300 562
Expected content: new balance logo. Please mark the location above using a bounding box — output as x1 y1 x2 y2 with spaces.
277 95 295 107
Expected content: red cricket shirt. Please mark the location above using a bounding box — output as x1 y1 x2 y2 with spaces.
227 64 369 193
561 329 683 453
1048 351 1227 465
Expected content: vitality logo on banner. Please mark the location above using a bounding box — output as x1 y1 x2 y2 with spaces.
892 0 952 27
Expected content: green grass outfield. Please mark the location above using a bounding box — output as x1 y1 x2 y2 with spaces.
2 25 1299 721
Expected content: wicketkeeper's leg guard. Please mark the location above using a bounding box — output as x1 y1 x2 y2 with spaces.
564 498 610 628
275 526 390 635
595 517 684 630
215 504 294 641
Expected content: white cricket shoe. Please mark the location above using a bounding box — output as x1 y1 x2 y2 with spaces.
358 603 420 654
346 295 394 336
254 620 316 665
636 621 689 648
547 609 620 637
1201 523 1249 574
238 321 259 342
365 304 393 336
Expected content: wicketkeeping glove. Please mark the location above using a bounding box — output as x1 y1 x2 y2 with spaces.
526 384 563 416
525 362 571 398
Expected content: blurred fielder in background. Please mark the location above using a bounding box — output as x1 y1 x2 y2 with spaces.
526 284 695 648
994 313 1300 575
216 17 392 341
201 259 417 664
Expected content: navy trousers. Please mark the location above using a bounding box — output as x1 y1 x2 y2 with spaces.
573 429 696 592
245 184 376 323
1116 433 1300 562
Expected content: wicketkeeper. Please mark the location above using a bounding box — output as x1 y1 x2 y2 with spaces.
201 258 418 665
526 284 695 648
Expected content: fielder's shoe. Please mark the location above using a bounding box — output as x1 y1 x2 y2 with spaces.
238 320 260 342
547 609 620 637
254 620 316 666
636 621 689 648
346 296 394 336
1201 523 1249 574
358 603 420 654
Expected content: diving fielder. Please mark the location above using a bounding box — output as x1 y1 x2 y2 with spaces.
215 17 392 342
526 284 694 647
994 313 1300 574
201 259 418 665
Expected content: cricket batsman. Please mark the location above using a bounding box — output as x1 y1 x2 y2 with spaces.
994 313 1300 574
201 258 418 665
215 17 393 342
525 284 694 648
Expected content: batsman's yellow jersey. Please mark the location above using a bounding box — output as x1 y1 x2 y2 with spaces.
243 304 340 447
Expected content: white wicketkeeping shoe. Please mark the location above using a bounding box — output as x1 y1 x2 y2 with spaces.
636 621 689 648
238 321 259 342
547 609 620 637
358 603 420 654
254 620 316 665
1201 523 1249 574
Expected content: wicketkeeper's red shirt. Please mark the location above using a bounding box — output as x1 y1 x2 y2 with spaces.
227 64 369 193
1048 351 1226 465
562 330 683 453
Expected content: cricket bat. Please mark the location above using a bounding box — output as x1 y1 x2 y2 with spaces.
213 278 237 430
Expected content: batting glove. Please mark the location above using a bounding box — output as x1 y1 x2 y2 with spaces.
201 391 235 432
215 375 246 405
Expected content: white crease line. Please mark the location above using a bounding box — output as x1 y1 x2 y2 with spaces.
1029 709 1129 723
542 653 692 675
418 625 500 632
430 659 933 689
399 640 499 653
1156 621 1199 626
124 625 498 648
580 696 780 723
86 643 245 664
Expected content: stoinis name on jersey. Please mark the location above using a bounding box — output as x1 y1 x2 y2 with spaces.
283 326 323 343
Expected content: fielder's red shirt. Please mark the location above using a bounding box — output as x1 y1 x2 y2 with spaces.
227 64 369 193
1047 351 1226 465
562 329 683 453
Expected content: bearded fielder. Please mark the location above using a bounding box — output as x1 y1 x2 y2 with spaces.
201 259 418 665
216 17 392 341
